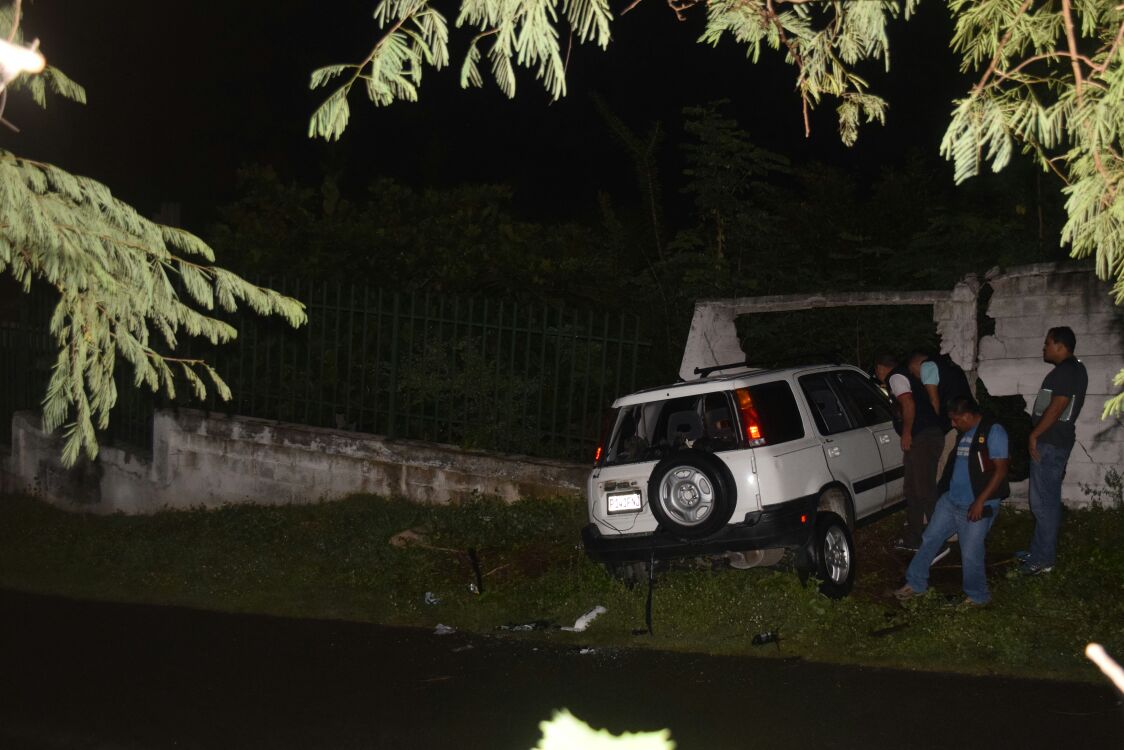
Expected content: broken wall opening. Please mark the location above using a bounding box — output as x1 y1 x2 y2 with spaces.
734 306 940 371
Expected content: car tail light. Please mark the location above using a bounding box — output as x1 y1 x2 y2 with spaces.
594 445 603 464
735 388 767 447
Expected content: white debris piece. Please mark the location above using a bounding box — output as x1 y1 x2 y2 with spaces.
434 624 456 636
560 605 607 633
424 591 441 605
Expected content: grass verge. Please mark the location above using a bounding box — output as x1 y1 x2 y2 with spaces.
1 492 1121 682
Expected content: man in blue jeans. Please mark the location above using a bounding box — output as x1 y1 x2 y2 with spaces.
1020 326 1088 575
895 396 1010 606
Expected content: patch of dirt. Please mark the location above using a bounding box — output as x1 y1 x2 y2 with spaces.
851 506 1024 605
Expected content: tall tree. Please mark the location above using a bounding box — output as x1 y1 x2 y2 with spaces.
0 2 305 464
314 0 1124 417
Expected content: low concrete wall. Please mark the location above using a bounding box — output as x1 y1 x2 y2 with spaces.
2 409 587 514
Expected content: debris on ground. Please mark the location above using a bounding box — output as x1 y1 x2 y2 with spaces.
433 624 456 636
870 623 909 638
424 591 441 606
751 631 780 646
388 527 458 553
578 648 596 655
497 620 556 632
561 605 607 633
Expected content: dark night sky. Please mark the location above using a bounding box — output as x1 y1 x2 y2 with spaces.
4 0 966 231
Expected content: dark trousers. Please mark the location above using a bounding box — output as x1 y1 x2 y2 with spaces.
903 427 945 546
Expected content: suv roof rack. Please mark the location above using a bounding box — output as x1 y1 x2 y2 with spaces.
693 359 752 378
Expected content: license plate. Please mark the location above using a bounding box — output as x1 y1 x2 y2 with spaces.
607 491 642 514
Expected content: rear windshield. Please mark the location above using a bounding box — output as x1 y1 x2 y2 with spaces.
601 382 805 466
602 391 739 466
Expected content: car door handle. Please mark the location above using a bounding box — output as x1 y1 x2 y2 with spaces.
878 433 891 444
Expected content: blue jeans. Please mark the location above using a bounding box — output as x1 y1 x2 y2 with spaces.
906 495 1000 604
1028 442 1072 567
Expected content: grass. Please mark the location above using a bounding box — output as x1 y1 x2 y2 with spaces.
1 492 1122 682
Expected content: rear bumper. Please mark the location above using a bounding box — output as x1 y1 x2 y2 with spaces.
581 494 818 564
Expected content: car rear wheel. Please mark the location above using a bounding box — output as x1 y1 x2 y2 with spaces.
808 511 855 599
647 450 736 539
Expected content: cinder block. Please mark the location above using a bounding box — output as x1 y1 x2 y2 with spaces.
994 315 1045 339
1013 274 1048 295
978 336 1008 359
1046 269 1109 296
977 359 1047 397
1020 296 1048 316
985 296 1022 318
1077 312 1124 334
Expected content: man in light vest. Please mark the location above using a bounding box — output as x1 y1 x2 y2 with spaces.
894 395 1010 606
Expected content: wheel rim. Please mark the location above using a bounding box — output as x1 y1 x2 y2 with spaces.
657 466 715 527
822 525 852 583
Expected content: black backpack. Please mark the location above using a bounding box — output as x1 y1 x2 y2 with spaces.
934 354 971 418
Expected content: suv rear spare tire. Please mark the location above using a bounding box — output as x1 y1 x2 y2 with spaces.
647 450 736 539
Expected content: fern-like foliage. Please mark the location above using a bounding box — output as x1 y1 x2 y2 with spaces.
940 0 1124 416
700 0 917 145
309 0 613 139
0 153 306 465
1 4 306 465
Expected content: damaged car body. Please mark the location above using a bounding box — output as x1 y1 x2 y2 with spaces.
582 364 904 597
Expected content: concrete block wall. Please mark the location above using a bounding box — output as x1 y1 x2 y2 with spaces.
2 410 587 515
976 263 1124 504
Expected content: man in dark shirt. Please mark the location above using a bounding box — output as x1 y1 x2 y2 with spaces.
1020 326 1088 575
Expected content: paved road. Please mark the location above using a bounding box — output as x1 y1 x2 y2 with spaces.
1 589 1120 749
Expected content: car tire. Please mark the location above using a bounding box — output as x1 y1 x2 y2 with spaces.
647 450 736 539
808 511 855 599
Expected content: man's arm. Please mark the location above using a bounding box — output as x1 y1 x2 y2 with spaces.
898 394 915 451
924 384 940 415
920 361 940 415
968 458 1010 521
1029 395 1071 462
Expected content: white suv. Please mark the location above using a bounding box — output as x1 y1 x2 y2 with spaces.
581 364 904 597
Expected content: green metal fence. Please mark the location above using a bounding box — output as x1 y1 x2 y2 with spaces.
3 280 654 463
0 286 56 444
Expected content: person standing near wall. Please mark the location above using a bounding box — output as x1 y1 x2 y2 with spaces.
909 351 973 481
895 395 1009 606
1019 326 1088 576
875 353 946 552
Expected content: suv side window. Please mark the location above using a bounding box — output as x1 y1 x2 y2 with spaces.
832 370 894 427
603 392 739 466
743 380 805 445
798 373 855 436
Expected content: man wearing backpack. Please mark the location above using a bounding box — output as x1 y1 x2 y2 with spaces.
909 352 973 478
875 353 947 552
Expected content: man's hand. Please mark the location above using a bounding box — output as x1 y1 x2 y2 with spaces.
967 499 985 522
901 432 912 452
1029 433 1039 463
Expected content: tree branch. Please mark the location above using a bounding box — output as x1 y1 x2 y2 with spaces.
973 0 1035 96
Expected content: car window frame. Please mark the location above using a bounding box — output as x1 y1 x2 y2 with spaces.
797 371 859 437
